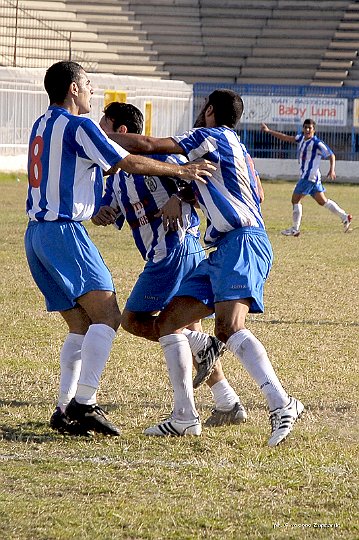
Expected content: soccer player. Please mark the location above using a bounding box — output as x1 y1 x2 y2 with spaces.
108 89 304 446
92 101 248 427
24 61 214 437
261 119 352 236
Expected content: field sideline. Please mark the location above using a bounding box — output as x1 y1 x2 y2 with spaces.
0 173 358 540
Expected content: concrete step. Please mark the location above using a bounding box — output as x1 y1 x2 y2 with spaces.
164 64 238 77
324 50 358 59
329 41 359 49
310 80 344 87
240 66 316 77
314 70 349 78
260 27 334 38
245 57 319 67
95 63 168 77
320 60 353 69
237 76 313 85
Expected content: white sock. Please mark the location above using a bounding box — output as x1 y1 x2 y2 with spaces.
182 328 210 356
75 324 116 405
324 199 347 221
226 329 289 411
292 203 302 231
57 333 84 411
158 333 198 421
210 379 240 411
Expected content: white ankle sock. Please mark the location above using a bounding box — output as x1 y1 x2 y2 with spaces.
159 333 198 421
324 199 347 221
182 328 210 356
57 333 84 411
226 329 289 411
292 203 302 231
75 324 116 405
210 379 240 411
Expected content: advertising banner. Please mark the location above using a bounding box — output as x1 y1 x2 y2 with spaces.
242 95 348 126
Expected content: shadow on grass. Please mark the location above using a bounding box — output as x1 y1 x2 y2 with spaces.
249 319 359 327
0 421 55 443
0 399 32 407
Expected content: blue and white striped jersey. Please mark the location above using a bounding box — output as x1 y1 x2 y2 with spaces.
26 106 129 222
102 154 201 263
295 134 333 182
172 127 265 246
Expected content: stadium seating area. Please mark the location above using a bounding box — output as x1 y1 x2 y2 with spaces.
1 0 359 86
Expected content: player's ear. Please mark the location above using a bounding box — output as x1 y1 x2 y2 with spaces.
117 125 128 134
69 81 79 96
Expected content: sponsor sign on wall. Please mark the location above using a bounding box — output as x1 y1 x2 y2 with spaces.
242 95 348 126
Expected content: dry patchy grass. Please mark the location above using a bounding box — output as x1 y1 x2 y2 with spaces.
0 174 358 539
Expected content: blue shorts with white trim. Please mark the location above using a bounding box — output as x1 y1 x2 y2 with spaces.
125 233 205 313
176 227 273 313
24 220 115 312
294 178 326 196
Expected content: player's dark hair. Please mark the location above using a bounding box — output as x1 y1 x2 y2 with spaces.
303 118 316 128
44 61 84 104
207 89 244 128
103 102 144 134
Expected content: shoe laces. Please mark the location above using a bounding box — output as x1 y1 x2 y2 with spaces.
90 404 107 418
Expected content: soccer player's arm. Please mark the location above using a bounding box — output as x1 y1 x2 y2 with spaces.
261 123 296 143
108 133 183 155
327 153 336 180
92 175 122 227
107 152 213 184
255 171 265 203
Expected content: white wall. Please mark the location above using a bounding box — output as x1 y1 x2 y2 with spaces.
255 158 359 184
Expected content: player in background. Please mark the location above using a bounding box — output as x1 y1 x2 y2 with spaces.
92 102 248 427
261 119 352 236
108 89 304 447
24 61 214 437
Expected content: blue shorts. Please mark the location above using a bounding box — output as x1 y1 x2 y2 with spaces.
176 227 273 313
125 234 205 313
294 178 326 196
24 221 115 312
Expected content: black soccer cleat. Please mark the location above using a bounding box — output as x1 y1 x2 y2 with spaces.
193 336 226 389
65 398 121 436
50 407 92 436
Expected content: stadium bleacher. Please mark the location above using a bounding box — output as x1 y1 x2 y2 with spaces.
1 0 359 85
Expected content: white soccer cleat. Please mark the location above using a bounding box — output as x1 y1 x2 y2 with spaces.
342 214 352 233
268 397 304 447
144 416 202 436
281 227 300 237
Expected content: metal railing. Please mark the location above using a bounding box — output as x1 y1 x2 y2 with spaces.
194 83 359 161
0 0 91 69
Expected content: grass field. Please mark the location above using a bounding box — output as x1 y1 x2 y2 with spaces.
0 173 358 540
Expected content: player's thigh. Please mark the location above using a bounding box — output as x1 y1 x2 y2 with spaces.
77 290 121 331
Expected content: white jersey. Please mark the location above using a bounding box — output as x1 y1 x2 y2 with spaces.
295 133 333 182
102 154 201 263
26 106 129 222
172 127 264 245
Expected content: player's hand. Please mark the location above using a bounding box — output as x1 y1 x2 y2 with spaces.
327 171 336 181
179 159 215 183
155 194 183 231
261 123 270 133
91 205 118 226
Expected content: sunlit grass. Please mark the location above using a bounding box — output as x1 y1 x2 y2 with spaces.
0 175 358 539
